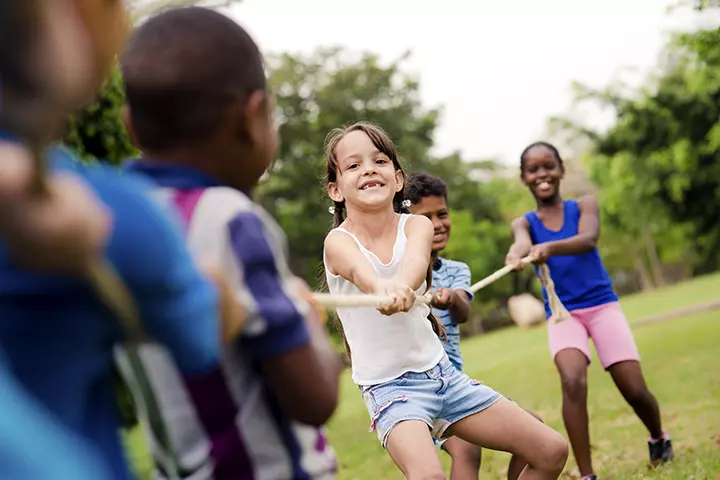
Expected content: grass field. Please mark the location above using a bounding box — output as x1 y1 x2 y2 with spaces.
125 272 720 479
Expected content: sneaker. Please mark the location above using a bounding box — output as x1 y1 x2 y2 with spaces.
648 431 674 467
580 475 598 480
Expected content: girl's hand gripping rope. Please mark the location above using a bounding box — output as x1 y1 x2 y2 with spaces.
372 279 416 316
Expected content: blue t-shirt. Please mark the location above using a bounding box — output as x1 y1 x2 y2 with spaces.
432 257 473 371
524 199 618 318
0 354 111 480
0 143 222 479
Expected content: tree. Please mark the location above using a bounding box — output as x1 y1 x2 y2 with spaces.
548 27 720 281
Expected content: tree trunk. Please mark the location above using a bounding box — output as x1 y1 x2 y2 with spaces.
633 245 655 292
641 221 666 287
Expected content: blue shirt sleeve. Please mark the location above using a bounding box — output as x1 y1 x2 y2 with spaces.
227 211 310 360
450 262 474 302
80 164 221 375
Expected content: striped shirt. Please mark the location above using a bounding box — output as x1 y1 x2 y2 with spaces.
118 161 337 480
432 257 473 371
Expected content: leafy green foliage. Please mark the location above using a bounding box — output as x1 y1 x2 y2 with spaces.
64 66 137 164
552 27 720 280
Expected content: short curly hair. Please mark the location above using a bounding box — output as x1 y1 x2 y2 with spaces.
405 172 448 204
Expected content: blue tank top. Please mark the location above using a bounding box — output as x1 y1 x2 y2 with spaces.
524 199 617 317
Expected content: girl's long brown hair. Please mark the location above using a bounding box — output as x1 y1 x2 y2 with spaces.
323 122 446 359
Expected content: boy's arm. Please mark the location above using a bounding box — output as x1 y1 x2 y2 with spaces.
542 195 600 256
392 215 434 290
228 212 340 427
324 230 381 294
448 263 473 324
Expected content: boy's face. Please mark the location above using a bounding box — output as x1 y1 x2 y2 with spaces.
241 90 278 191
409 195 451 252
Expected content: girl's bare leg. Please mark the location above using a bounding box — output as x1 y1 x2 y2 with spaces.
448 398 568 480
385 420 445 480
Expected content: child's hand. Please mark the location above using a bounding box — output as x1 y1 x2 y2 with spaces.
431 288 455 310
0 145 111 275
505 253 526 271
529 244 551 265
289 277 327 327
201 263 246 344
373 279 416 316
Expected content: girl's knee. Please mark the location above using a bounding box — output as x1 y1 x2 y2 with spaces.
530 428 568 473
545 431 569 470
560 372 587 399
447 441 481 467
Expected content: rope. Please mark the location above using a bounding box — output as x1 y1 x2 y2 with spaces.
312 255 571 323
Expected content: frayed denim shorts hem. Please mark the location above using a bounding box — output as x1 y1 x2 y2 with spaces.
359 355 503 448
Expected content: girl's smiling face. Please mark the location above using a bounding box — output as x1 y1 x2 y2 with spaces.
521 145 564 202
328 130 404 211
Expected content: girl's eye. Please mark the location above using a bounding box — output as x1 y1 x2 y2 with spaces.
375 158 388 164
347 163 358 170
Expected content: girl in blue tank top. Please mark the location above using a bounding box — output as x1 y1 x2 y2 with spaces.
505 142 673 479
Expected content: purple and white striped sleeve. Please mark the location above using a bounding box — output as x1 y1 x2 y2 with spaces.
227 211 310 359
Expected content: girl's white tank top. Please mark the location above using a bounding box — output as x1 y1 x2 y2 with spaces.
324 214 445 386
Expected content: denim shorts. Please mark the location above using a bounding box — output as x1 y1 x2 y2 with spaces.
360 355 503 448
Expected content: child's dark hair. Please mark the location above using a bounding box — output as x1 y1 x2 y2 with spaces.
519 141 565 171
323 123 446 356
120 6 266 151
405 172 448 204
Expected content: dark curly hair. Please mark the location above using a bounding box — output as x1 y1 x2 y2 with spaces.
405 172 448 205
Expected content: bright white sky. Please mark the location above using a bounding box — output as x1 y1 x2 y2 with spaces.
226 0 715 164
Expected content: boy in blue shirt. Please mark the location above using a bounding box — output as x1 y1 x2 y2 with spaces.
407 172 536 480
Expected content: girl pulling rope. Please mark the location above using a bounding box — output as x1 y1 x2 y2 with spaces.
506 141 673 479
322 122 569 480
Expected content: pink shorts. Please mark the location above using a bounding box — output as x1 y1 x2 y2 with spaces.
547 301 640 370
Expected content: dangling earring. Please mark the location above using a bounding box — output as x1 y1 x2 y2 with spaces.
328 205 336 214
401 199 411 209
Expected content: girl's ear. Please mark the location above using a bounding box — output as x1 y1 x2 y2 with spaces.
520 170 529 186
394 169 405 193
327 182 344 203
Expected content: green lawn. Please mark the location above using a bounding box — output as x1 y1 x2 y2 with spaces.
126 272 720 479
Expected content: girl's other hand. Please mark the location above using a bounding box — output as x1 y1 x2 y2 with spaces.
505 253 525 271
529 244 551 265
373 280 416 316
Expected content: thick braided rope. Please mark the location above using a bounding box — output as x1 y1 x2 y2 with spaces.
536 263 570 324
312 255 571 323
